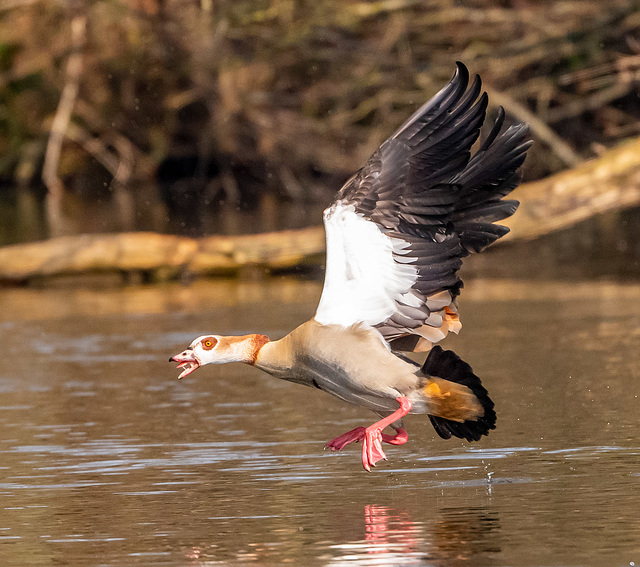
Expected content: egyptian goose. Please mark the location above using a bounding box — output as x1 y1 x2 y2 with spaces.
170 63 531 471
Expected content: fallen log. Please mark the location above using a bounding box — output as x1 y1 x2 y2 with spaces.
0 228 326 284
1 136 640 284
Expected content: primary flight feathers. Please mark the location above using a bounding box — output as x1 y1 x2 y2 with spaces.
316 62 531 351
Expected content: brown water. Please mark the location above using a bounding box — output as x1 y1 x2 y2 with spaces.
1 277 639 566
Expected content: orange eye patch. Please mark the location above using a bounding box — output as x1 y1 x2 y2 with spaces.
202 337 217 350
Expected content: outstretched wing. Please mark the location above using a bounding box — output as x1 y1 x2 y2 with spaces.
314 63 531 351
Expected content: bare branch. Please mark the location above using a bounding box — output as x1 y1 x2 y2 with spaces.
42 12 87 199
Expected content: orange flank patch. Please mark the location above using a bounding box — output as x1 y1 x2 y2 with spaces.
387 302 462 353
445 306 459 319
422 378 483 422
444 307 462 334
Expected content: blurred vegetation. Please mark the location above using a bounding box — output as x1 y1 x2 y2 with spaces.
0 0 639 208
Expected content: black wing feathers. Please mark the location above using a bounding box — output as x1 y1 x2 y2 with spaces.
451 106 532 254
333 62 530 342
392 63 471 143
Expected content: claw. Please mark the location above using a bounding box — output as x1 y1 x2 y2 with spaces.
362 427 387 471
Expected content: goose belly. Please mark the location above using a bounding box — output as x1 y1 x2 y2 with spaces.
293 322 421 413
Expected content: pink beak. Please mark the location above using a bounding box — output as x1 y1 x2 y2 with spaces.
169 349 201 380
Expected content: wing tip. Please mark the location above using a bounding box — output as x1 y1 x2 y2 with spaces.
453 61 470 85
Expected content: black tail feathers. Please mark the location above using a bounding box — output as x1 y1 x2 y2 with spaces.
422 346 496 442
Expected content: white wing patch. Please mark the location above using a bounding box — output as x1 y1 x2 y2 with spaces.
314 202 417 327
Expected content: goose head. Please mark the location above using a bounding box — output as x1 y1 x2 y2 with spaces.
169 334 270 379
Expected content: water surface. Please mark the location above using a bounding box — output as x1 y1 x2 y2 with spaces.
1 278 639 566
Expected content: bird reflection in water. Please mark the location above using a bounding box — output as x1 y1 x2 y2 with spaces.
178 504 500 564
364 504 420 554
329 504 423 565
428 507 502 565
330 504 501 566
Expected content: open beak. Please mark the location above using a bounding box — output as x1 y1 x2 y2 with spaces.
169 349 201 380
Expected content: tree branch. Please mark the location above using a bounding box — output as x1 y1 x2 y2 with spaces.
41 12 86 199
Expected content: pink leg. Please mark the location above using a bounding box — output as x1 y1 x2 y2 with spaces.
381 428 409 445
325 397 412 471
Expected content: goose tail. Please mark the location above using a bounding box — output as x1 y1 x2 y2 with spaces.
420 346 496 441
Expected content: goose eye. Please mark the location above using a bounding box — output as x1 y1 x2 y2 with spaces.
201 337 217 350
